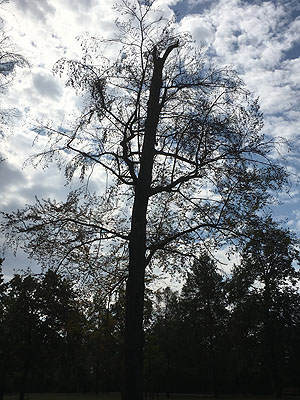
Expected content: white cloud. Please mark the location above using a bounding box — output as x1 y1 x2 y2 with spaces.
63 0 96 12
179 14 215 47
211 0 286 67
13 0 55 22
0 159 25 191
32 70 62 99
209 247 240 276
156 0 180 7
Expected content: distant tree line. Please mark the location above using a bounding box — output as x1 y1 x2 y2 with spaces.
1 218 300 400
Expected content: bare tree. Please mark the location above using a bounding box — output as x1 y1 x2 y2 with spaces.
1 1 288 399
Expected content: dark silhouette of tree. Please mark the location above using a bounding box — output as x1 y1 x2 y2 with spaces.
84 290 121 393
4 274 42 400
0 270 88 397
146 287 182 397
227 274 266 394
1 250 300 396
0 258 9 400
36 270 87 392
181 253 228 396
1 1 288 398
228 217 300 397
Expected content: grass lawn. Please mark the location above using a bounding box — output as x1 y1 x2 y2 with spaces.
3 394 120 400
3 394 300 400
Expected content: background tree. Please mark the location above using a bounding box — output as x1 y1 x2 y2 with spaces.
1 1 288 398
36 270 87 393
0 270 89 397
1 250 300 396
0 258 9 400
145 287 182 397
181 253 228 396
3 274 42 400
227 274 265 394
85 290 122 393
228 217 300 397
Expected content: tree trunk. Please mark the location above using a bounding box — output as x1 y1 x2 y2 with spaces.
122 46 173 400
19 360 29 400
0 358 7 400
123 235 147 400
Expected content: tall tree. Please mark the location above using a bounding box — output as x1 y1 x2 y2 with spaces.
1 1 288 399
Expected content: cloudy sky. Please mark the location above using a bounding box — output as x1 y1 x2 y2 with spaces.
1 0 300 278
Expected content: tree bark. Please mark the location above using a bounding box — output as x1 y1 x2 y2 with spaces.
19 359 29 400
123 224 147 400
122 45 177 400
0 357 7 400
